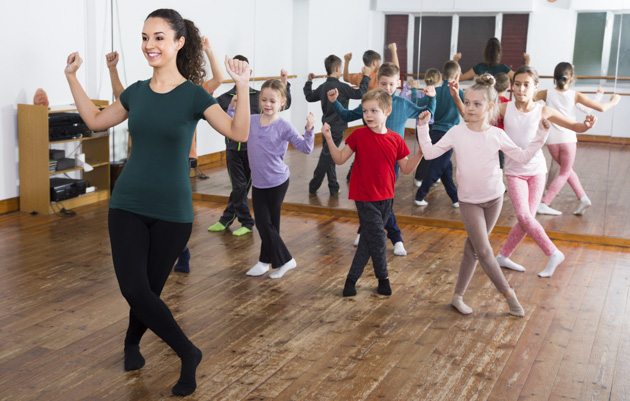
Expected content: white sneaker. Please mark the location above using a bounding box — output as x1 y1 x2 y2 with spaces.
414 199 428 206
414 179 422 187
537 203 562 215
353 234 360 246
452 202 459 208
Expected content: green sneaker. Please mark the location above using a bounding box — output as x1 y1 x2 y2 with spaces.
207 222 226 232
233 226 253 236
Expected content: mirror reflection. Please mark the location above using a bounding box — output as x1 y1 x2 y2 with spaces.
186 2 628 242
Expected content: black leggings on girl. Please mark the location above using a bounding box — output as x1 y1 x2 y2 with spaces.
252 179 292 268
108 208 194 358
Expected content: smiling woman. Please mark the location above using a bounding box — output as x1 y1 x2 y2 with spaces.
63 7 252 398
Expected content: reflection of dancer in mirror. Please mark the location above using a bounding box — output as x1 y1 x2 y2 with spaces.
323 89 423 297
66 8 251 396
228 80 314 279
419 75 550 316
208 57 293 237
455 37 530 81
105 35 225 274
535 62 621 216
452 66 596 278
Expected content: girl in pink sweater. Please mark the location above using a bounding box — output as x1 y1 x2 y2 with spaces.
417 74 549 317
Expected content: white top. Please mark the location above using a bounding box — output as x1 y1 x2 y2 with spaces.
503 102 548 176
418 124 547 204
545 89 577 145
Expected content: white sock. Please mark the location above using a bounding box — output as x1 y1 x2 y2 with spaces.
414 199 428 206
353 234 360 247
538 249 565 278
393 241 407 256
451 295 473 315
452 202 459 208
505 291 525 317
537 203 562 216
246 261 269 276
414 179 422 187
496 253 526 272
269 258 297 279
573 195 591 215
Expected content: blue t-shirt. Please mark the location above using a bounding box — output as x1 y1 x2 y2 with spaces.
111 79 216 223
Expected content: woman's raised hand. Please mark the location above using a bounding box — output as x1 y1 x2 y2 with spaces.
65 52 83 75
225 56 251 84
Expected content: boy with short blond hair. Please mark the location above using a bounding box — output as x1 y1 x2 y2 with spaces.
322 88 423 297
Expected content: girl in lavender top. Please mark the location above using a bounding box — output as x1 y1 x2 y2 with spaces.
229 79 315 279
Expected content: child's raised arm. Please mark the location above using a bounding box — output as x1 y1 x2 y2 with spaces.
388 43 400 69
343 53 352 82
575 91 620 113
416 111 454 161
500 118 550 164
322 123 354 164
448 77 466 118
106 51 125 101
328 90 363 122
202 36 225 94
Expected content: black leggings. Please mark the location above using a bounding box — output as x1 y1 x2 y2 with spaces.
108 208 193 357
252 179 292 268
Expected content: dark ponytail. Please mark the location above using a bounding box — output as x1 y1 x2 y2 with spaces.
553 62 573 90
146 9 207 85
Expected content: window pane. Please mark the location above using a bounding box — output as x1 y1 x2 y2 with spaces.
414 16 452 75
501 14 529 71
573 12 606 83
608 14 630 80
457 16 496 74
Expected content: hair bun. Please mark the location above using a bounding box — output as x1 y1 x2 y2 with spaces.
476 73 496 87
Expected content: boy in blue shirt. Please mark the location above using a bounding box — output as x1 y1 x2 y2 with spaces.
411 60 463 207
328 62 435 256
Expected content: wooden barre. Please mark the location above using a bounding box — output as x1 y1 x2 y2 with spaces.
223 75 297 84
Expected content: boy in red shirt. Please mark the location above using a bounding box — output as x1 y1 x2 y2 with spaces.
322 89 423 297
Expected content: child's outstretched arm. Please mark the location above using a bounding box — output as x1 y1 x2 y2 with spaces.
287 112 315 155
448 77 466 118
327 89 363 122
303 73 321 102
322 123 354 164
339 66 371 99
281 69 293 110
106 51 125 101
202 36 225 94
501 118 550 163
343 53 352 82
388 43 400 68
575 91 621 113
416 111 453 160
543 106 597 133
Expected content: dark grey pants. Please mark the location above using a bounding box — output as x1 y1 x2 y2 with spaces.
347 199 393 283
309 127 344 194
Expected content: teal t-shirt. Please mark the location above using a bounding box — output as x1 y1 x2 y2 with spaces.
110 79 216 223
472 62 511 76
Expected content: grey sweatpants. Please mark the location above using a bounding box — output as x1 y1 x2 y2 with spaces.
455 196 511 296
347 199 393 283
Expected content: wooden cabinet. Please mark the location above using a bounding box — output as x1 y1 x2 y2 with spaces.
18 101 110 214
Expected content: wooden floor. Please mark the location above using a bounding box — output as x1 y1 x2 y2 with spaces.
1 200 630 400
193 137 628 240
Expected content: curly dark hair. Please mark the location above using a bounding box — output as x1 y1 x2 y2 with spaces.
146 9 207 85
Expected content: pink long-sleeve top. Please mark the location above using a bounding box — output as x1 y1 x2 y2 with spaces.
417 123 548 204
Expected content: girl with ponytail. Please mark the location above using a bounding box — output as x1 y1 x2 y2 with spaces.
417 74 550 317
535 62 621 216
64 8 251 397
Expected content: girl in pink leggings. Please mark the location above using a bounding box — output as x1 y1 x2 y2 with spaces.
535 62 620 216
494 66 596 278
419 74 550 317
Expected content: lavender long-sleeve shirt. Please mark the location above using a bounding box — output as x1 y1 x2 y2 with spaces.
228 106 314 188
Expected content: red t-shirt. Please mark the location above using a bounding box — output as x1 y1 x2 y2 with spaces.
495 95 510 130
346 127 410 201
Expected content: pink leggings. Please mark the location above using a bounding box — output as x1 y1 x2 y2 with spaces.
542 143 586 204
500 174 557 257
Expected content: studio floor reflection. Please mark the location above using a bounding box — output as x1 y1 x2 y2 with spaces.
192 134 627 241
